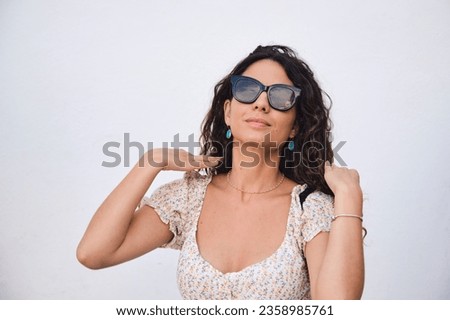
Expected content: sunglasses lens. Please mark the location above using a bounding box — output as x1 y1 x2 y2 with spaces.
233 78 261 103
269 86 297 110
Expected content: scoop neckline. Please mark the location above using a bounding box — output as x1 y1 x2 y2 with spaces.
190 172 306 276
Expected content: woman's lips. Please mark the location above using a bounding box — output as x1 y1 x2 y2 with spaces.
245 118 270 128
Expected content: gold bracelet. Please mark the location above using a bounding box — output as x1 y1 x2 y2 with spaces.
332 214 363 222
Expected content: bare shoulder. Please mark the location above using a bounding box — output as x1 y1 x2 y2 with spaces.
209 173 228 191
280 176 302 194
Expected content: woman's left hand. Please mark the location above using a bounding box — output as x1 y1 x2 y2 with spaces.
324 161 362 196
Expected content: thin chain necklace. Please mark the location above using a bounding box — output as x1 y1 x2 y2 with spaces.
226 170 285 194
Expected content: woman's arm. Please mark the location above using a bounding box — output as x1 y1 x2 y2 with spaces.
76 149 221 269
305 162 365 299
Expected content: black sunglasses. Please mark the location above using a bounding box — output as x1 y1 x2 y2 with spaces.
230 75 301 111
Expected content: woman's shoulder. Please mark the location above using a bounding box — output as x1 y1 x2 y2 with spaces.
182 170 213 189
288 181 333 217
184 169 212 179
147 170 212 204
282 176 301 192
303 189 334 205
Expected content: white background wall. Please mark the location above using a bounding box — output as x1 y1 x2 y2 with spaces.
1 0 449 299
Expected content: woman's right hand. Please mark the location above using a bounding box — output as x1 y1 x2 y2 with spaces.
147 148 222 171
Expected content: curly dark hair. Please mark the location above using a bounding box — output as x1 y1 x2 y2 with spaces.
200 45 334 195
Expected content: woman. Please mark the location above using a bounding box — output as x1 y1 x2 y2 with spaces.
77 45 365 299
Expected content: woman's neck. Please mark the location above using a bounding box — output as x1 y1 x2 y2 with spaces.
228 143 283 193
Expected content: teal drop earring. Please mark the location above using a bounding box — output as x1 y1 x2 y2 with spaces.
226 127 232 139
288 140 294 151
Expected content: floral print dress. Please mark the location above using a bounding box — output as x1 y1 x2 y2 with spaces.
139 171 333 299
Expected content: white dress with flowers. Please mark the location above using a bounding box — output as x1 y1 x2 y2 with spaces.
140 171 333 300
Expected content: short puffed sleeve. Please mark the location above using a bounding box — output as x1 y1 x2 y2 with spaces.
139 171 210 250
299 191 334 251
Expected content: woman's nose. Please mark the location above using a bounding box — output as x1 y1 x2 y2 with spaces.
252 91 270 112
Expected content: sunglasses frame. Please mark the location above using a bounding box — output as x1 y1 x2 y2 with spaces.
230 75 301 111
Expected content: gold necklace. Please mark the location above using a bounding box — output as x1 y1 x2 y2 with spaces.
226 170 285 194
